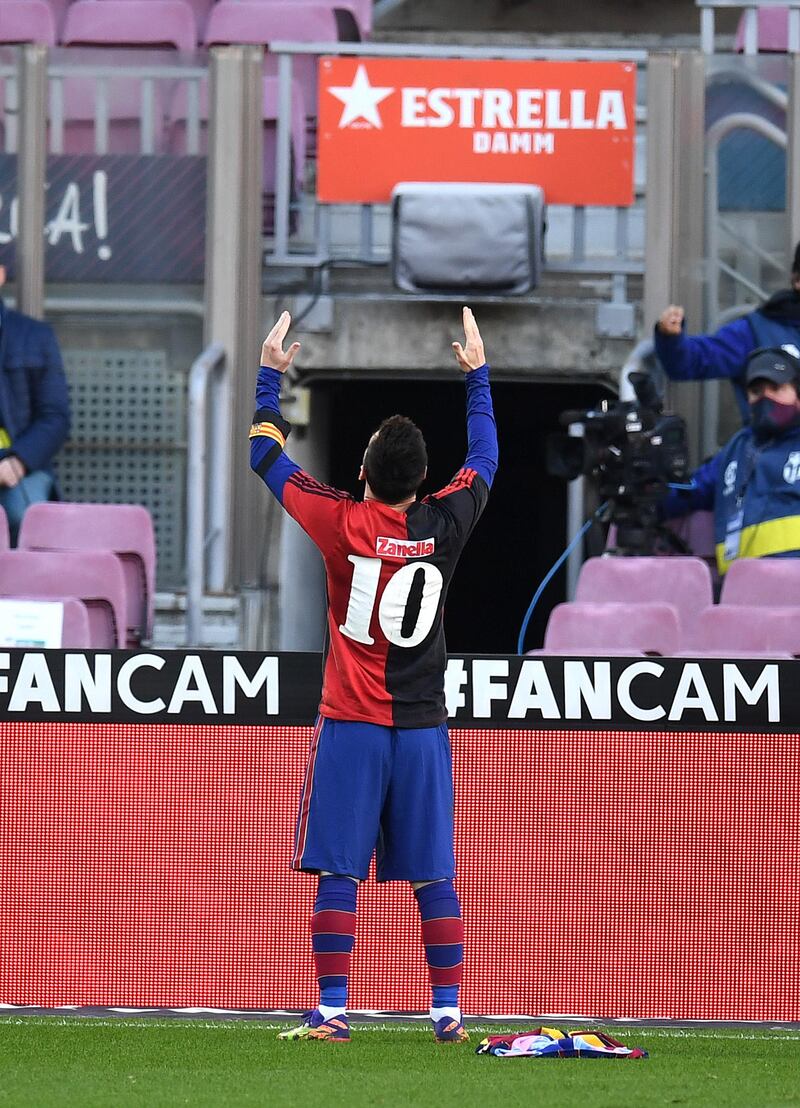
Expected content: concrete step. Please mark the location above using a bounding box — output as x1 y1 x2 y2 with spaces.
153 592 243 650
152 589 277 651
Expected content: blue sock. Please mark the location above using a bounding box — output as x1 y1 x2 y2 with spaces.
311 875 357 1011
414 879 463 1011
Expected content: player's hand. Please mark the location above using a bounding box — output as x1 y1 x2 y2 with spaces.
658 305 684 336
261 311 301 374
0 455 25 488
452 306 485 373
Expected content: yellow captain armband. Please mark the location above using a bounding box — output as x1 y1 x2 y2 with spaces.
0 428 11 449
249 421 286 447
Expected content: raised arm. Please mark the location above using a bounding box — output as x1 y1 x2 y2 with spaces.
249 312 302 504
451 307 498 488
249 313 352 547
654 308 754 384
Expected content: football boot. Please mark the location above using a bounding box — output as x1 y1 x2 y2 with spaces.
433 1016 469 1043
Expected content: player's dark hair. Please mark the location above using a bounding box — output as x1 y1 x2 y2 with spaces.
793 240 800 275
363 415 427 504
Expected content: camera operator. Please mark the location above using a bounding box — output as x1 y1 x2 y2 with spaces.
660 347 800 574
655 242 800 424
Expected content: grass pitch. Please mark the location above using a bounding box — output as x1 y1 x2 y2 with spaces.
0 1017 798 1108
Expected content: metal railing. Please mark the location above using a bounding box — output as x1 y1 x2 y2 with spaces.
705 111 786 326
698 0 800 54
703 62 795 317
0 48 208 157
267 40 649 299
186 342 228 647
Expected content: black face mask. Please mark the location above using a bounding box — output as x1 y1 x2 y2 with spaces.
749 395 800 439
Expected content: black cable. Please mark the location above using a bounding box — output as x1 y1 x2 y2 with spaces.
268 255 388 328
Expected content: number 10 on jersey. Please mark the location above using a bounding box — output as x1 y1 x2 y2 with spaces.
339 556 445 648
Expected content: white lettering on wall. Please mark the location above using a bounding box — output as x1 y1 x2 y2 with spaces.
223 656 279 715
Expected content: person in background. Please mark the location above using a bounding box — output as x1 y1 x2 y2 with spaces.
661 346 800 575
0 265 70 543
655 242 800 423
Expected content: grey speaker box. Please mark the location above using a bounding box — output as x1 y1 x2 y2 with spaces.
391 182 545 295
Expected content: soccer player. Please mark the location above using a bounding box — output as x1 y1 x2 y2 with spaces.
249 307 498 1044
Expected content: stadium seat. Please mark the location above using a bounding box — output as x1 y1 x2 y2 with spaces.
0 549 127 648
681 604 798 658
720 557 800 607
734 6 791 52
0 0 57 45
62 0 197 50
18 502 156 646
0 594 93 647
340 0 371 37
238 0 370 40
46 0 70 38
92 0 213 44
60 0 196 154
575 556 714 637
663 509 716 561
0 507 9 551
540 601 681 656
205 2 338 123
58 596 93 647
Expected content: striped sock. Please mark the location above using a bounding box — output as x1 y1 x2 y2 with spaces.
311 875 357 1013
414 879 464 1013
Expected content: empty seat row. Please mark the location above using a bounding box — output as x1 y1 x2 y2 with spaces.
0 0 339 219
0 0 369 49
0 502 156 648
13 72 308 190
539 556 800 658
0 549 127 648
542 599 800 657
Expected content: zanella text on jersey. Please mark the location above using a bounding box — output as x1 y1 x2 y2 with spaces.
375 535 435 558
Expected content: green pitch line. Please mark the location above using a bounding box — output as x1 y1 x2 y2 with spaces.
0 1018 798 1108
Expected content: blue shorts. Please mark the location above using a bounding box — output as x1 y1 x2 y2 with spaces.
291 717 455 883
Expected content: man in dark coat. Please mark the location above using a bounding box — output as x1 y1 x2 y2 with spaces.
655 242 800 423
0 265 70 542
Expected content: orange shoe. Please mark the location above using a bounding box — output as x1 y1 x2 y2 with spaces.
278 1010 350 1043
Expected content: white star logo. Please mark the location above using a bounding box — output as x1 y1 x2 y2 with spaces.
328 64 394 129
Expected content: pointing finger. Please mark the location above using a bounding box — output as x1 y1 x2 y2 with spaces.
276 311 292 344
265 311 287 344
463 306 479 342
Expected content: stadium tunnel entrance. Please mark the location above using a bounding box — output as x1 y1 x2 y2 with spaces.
319 377 612 653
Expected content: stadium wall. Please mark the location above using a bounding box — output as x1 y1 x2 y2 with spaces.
0 650 797 1021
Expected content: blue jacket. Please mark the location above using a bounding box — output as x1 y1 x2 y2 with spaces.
653 302 800 423
662 422 800 573
0 299 70 474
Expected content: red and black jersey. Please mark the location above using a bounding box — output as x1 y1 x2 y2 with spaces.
250 364 498 727
282 467 489 726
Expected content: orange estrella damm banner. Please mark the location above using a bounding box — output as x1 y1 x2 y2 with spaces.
317 57 637 206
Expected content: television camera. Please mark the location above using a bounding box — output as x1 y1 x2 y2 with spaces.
546 371 690 556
